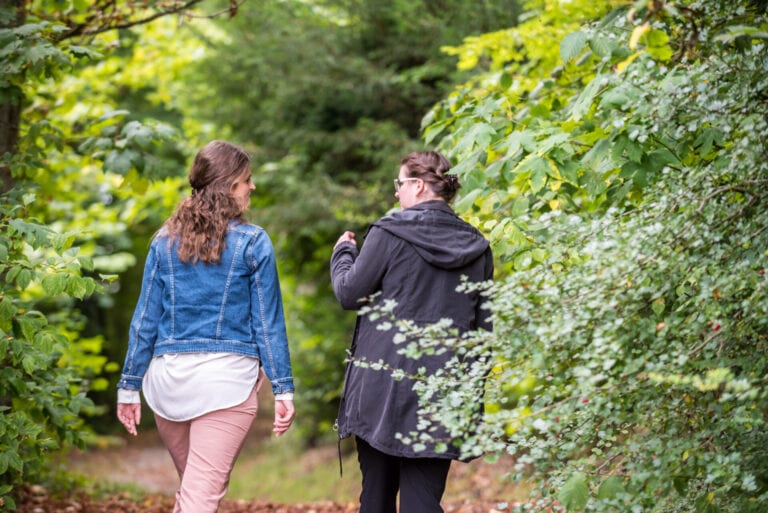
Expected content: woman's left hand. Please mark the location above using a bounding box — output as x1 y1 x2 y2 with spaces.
273 399 295 437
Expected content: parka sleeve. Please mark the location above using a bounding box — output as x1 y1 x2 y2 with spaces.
330 226 391 310
118 241 163 390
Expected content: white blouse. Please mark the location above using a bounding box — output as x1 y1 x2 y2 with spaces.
117 352 293 421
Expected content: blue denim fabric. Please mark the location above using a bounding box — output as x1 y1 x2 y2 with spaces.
118 222 294 395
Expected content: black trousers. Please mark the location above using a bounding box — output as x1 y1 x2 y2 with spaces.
356 436 452 513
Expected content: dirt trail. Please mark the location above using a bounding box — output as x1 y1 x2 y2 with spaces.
66 394 282 494
22 396 523 512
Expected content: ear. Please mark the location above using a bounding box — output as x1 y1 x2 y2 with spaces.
417 178 430 197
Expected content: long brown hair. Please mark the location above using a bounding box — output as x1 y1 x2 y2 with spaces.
164 140 251 264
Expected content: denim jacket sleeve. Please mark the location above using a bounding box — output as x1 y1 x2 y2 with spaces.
118 240 163 390
248 230 294 395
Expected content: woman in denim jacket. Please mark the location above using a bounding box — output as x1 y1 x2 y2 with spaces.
116 140 295 513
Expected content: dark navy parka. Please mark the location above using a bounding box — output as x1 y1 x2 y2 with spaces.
330 200 493 459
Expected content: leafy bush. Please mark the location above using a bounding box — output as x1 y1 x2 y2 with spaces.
394 0 768 511
0 189 108 511
0 6 190 509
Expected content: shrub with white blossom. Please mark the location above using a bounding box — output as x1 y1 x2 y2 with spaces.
359 1 768 511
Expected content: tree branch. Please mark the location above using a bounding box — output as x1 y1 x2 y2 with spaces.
53 0 207 42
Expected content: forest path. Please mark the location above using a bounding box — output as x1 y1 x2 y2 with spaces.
20 396 524 512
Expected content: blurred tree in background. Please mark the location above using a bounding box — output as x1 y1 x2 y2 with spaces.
184 0 522 443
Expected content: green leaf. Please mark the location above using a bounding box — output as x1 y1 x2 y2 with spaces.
620 161 647 187
694 128 724 158
673 476 689 496
513 250 533 270
454 189 483 212
6 265 20 284
558 472 589 511
21 354 37 374
103 150 134 174
424 118 452 145
600 89 630 107
648 44 673 62
588 36 615 58
16 268 32 290
9 219 53 247
511 196 529 217
597 476 625 500
0 297 16 332
583 169 608 197
41 273 67 296
530 162 547 193
569 78 601 121
65 277 89 299
96 109 129 122
558 159 581 185
17 315 40 343
645 29 669 47
645 148 680 172
500 72 513 89
68 45 103 59
561 31 587 63
504 130 536 156
122 121 154 149
626 139 644 163
7 450 22 472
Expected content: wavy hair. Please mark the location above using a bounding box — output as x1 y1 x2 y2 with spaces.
164 140 251 264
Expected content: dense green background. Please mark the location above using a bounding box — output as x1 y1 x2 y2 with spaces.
1 0 766 512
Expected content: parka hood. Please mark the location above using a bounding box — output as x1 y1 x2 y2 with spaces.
372 200 489 270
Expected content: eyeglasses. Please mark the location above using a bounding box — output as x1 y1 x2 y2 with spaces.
393 177 419 192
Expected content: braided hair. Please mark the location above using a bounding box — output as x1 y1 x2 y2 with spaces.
399 151 461 203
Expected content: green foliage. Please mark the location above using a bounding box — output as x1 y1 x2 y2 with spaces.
401 0 768 511
0 2 220 508
0 189 107 510
0 20 71 104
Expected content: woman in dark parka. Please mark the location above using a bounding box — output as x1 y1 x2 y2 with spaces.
330 151 494 513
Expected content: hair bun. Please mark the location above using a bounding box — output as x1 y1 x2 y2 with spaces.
445 173 461 191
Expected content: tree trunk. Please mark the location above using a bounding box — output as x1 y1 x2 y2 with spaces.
0 0 25 193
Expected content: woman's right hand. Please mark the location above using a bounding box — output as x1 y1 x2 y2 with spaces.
117 403 141 436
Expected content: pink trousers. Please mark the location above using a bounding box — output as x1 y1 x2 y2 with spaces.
155 386 259 513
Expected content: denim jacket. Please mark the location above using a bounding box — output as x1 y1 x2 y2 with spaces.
118 222 294 395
